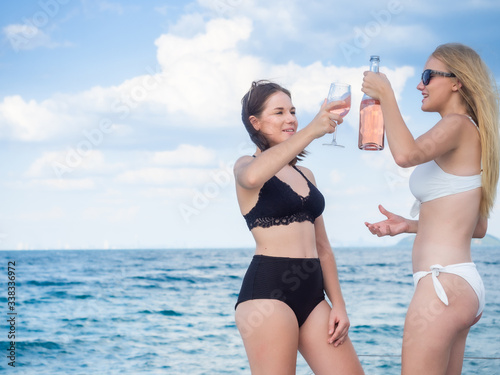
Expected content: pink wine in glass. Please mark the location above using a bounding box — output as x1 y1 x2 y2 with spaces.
331 96 351 118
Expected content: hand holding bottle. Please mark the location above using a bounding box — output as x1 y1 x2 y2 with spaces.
361 71 392 102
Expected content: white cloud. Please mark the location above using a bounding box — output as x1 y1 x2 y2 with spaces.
373 24 437 53
25 151 63 177
25 150 123 178
401 0 500 13
140 187 195 200
167 13 207 36
360 148 394 170
0 96 66 141
154 6 169 16
17 206 65 221
151 144 216 166
115 167 212 186
152 17 260 125
385 67 415 101
3 24 70 51
29 178 96 190
0 17 259 140
198 0 303 35
197 0 248 17
151 16 415 129
24 146 219 193
0 15 416 143
329 169 344 185
83 206 140 223
0 87 130 142
339 185 372 196
269 63 414 131
2 17 260 137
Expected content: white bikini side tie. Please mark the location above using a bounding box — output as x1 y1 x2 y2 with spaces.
413 264 449 305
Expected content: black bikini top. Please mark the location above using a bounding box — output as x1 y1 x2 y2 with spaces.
243 165 325 230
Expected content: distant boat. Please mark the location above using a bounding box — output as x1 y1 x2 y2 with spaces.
394 233 500 248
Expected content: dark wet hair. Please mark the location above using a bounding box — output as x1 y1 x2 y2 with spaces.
241 80 306 165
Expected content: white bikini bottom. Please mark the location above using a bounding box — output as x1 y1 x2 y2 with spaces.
413 262 485 317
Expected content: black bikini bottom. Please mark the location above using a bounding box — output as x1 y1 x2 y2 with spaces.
235 255 325 327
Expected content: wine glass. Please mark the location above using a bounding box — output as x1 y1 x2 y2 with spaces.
323 83 351 148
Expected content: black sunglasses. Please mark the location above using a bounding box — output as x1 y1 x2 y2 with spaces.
421 69 456 86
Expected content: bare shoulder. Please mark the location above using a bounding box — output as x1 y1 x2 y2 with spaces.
424 113 478 148
439 113 477 130
234 155 254 174
442 114 481 144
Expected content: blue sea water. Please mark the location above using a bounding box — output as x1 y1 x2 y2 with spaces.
0 246 499 374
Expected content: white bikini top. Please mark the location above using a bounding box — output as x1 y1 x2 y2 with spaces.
409 116 482 217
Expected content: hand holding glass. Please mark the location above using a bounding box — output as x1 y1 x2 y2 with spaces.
323 83 351 147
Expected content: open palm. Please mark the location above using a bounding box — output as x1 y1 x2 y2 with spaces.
365 205 409 237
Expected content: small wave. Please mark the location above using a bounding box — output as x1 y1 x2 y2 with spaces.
366 263 392 267
138 309 183 316
197 265 218 270
130 275 196 283
481 260 500 266
158 309 183 316
16 340 62 350
25 280 83 287
46 291 69 298
74 294 92 299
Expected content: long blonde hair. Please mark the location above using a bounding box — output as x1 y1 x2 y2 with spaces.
433 43 500 217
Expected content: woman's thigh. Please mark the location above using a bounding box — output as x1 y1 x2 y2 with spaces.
235 299 299 375
298 301 364 375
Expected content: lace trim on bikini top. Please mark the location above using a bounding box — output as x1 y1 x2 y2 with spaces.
409 116 482 217
243 166 325 230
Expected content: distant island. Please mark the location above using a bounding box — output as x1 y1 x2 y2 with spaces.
395 233 500 248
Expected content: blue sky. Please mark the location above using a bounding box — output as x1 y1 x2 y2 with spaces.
1 0 500 250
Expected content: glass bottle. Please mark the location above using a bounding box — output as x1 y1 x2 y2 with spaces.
358 55 384 150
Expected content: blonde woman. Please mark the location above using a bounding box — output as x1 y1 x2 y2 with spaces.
363 43 499 374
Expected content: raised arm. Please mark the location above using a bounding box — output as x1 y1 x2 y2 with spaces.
361 72 415 165
235 99 342 190
361 72 464 168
